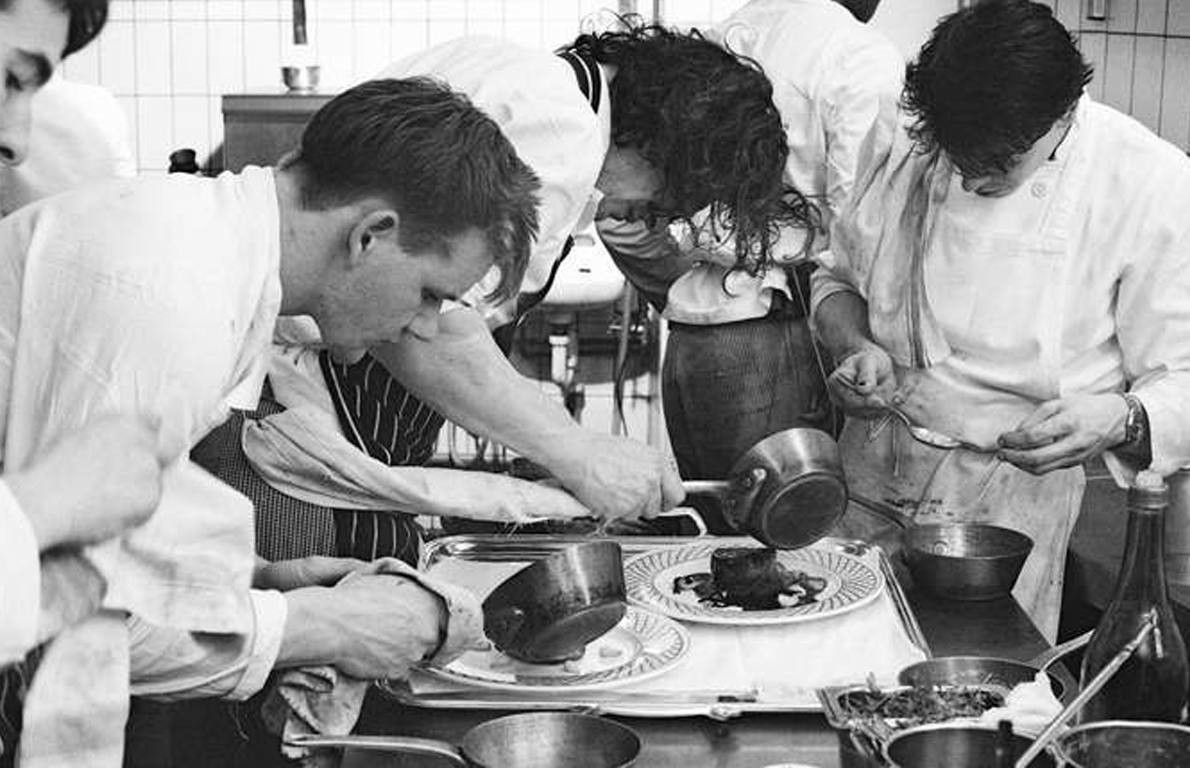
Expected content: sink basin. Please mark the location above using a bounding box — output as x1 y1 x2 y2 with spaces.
539 225 625 312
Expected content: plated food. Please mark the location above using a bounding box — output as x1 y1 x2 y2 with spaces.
672 547 828 610
625 542 882 625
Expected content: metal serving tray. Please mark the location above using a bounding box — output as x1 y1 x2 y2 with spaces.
377 534 929 720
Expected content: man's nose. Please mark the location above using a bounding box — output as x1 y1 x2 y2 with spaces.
0 95 32 167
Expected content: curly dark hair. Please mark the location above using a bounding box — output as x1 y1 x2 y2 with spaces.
287 78 540 303
903 0 1091 178
562 18 817 272
0 0 109 57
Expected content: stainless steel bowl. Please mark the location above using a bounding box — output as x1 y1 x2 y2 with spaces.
281 64 320 92
884 722 1054 767
897 656 1067 700
904 523 1033 601
1053 721 1190 768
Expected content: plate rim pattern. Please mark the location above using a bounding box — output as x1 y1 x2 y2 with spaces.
623 542 883 625
427 605 690 692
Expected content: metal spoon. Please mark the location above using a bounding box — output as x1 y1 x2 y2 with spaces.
831 373 980 452
1013 616 1156 768
883 404 978 451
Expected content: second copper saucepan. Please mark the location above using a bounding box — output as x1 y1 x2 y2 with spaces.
681 427 848 549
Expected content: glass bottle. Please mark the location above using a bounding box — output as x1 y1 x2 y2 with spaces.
1079 470 1189 723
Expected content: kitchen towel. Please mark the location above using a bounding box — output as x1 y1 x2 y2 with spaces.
263 557 485 766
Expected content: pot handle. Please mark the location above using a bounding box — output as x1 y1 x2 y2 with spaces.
1028 629 1093 672
286 734 468 766
680 479 731 498
655 506 708 536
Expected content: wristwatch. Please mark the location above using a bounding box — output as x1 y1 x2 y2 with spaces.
1120 392 1148 447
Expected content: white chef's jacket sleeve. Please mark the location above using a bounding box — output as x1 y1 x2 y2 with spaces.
1115 213 1190 474
379 39 605 326
0 480 40 665
817 35 904 219
127 589 288 701
809 96 904 323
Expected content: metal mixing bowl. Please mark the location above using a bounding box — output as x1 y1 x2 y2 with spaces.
281 64 320 92
884 722 1054 767
904 523 1033 601
1053 721 1190 768
897 656 1067 700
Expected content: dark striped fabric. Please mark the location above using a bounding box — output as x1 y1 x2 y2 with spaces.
0 645 44 767
189 384 422 567
318 351 444 468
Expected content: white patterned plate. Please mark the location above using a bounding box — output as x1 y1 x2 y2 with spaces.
624 543 883 625
427 606 690 693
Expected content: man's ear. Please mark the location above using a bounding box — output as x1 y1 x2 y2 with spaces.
346 209 400 267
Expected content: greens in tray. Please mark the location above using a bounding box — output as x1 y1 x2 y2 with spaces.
840 683 1006 726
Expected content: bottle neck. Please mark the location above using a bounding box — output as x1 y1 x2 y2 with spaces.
1115 504 1169 603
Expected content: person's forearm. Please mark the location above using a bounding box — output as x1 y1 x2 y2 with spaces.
0 481 40 664
272 586 339 670
370 309 584 472
129 590 289 701
813 289 878 362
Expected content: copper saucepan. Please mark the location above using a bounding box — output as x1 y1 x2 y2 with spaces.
481 541 626 663
287 712 641 767
681 427 848 549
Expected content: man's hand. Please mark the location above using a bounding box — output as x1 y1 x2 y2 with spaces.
281 575 451 680
9 414 169 551
826 344 898 418
996 394 1129 475
253 556 367 592
547 432 685 521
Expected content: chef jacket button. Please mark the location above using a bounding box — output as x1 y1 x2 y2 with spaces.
1031 182 1048 198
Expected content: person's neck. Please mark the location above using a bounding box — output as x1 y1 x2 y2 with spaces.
273 167 338 316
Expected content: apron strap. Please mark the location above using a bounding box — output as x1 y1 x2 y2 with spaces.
495 49 604 349
316 352 437 563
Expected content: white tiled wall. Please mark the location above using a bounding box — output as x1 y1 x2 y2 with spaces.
59 0 749 173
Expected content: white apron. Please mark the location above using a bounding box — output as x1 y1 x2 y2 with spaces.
833 124 1091 641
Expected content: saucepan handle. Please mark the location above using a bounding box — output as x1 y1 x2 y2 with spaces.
1028 629 1093 672
286 734 468 766
655 506 708 536
680 479 731 498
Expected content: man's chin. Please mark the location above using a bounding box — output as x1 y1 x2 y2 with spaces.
329 347 368 365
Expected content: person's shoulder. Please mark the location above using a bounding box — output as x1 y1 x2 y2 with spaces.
382 36 557 79
1084 99 1190 184
718 0 900 86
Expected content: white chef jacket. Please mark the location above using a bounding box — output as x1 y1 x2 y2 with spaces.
0 480 39 665
0 76 135 216
0 167 289 698
379 36 611 323
611 0 903 325
812 96 1190 474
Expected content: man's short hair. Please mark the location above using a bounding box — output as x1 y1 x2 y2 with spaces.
0 0 109 56
903 0 1092 178
287 77 540 303
562 18 811 272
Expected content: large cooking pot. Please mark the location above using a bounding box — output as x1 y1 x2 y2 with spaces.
482 541 626 663
1051 720 1190 767
883 722 1054 767
681 427 847 549
287 712 641 767
896 629 1091 703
